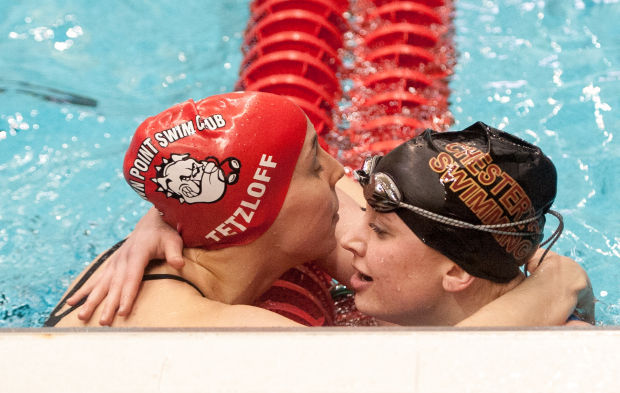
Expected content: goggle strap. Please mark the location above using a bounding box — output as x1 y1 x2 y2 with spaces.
356 156 559 238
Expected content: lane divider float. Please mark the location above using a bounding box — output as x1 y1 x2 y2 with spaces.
238 0 455 326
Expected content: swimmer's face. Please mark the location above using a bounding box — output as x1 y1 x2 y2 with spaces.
264 119 344 263
341 206 451 325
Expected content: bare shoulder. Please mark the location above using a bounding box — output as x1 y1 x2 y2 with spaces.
118 285 303 328
56 268 304 328
141 301 304 327
214 304 304 327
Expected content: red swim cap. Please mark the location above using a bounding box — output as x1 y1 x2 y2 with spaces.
123 91 308 249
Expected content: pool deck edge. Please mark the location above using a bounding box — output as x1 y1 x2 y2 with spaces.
2 327 619 392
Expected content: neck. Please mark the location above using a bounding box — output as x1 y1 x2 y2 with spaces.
436 273 526 326
180 243 294 305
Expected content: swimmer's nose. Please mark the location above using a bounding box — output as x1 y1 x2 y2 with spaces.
340 215 368 258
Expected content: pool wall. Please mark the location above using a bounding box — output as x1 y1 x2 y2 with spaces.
3 327 620 392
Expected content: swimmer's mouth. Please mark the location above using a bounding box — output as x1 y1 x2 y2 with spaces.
360 273 372 282
353 264 374 283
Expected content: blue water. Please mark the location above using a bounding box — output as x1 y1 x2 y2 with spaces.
0 0 250 327
0 0 618 327
450 0 620 324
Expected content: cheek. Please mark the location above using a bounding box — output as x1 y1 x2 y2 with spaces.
370 245 411 281
276 184 337 254
302 182 334 218
368 244 434 302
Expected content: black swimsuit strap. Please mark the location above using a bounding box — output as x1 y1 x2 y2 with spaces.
142 274 206 297
44 240 207 327
44 239 127 327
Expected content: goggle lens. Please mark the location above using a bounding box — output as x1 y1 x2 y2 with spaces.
355 156 402 212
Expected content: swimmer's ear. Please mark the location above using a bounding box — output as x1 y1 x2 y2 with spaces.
442 263 475 293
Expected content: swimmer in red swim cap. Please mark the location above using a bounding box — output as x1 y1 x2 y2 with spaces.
50 98 593 328
47 91 344 327
124 91 316 250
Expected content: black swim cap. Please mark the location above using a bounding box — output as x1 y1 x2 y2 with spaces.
371 121 557 282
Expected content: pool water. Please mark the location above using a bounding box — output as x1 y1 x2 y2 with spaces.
0 0 618 327
450 0 620 324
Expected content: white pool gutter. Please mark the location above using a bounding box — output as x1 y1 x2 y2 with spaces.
2 327 619 392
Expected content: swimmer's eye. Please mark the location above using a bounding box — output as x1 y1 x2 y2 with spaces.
312 138 324 174
313 157 323 173
369 223 388 236
360 207 367 212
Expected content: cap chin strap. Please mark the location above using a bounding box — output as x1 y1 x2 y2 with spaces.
533 209 564 270
398 198 565 276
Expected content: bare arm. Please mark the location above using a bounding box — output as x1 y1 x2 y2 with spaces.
68 178 362 325
457 250 594 327
66 207 184 325
60 278 303 328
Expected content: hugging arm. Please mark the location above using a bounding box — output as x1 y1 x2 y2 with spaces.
66 207 184 325
68 178 361 325
70 178 595 327
457 249 595 327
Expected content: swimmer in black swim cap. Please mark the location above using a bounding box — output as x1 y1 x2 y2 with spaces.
342 122 569 325
356 121 561 282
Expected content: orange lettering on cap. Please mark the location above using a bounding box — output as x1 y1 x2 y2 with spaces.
499 182 532 218
429 152 454 173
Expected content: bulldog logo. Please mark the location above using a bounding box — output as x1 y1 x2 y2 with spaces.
152 153 241 204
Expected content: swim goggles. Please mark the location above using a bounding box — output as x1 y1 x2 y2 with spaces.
353 155 563 240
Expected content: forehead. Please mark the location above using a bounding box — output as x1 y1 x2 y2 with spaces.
302 118 317 150
296 118 319 162
287 119 318 177
368 204 418 236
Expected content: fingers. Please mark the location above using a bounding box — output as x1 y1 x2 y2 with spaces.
66 279 97 306
98 275 125 326
118 265 144 316
108 246 151 319
74 247 126 325
67 208 182 325
77 281 110 322
164 236 185 269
